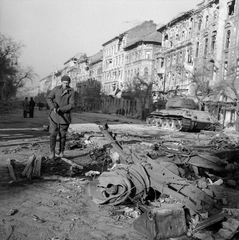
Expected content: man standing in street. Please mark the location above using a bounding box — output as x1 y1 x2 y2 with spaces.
29 97 35 118
46 75 75 159
22 97 29 118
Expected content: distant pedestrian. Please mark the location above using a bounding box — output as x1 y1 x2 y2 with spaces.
22 97 29 118
29 97 35 118
46 75 75 159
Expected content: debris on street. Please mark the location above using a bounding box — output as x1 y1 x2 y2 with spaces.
85 124 239 240
1 119 239 240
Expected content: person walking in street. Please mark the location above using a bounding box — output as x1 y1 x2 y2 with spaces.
22 97 29 118
29 97 36 118
46 75 75 159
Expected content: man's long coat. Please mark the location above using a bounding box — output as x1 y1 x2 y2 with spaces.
46 85 75 125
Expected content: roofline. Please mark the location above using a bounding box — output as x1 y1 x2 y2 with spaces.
157 9 194 32
102 34 124 47
124 40 161 50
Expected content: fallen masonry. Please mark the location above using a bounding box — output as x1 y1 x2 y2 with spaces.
1 125 239 239
87 124 239 240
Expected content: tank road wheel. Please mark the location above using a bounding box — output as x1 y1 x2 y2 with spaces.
167 119 173 130
172 119 183 131
155 118 163 128
146 116 154 125
162 118 171 129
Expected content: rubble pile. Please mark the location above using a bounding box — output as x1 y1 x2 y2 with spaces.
2 123 239 239
86 124 239 240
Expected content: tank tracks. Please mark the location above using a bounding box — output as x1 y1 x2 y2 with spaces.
146 116 192 131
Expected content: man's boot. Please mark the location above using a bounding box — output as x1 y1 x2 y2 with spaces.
59 137 66 158
49 136 56 159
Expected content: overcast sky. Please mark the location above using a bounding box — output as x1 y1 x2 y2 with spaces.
0 0 202 88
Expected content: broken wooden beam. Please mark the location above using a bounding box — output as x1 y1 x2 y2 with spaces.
61 157 83 170
7 158 17 182
22 155 36 178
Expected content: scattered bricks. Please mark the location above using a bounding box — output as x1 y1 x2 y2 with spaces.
193 231 214 240
223 208 239 217
224 218 239 232
197 178 208 189
217 228 234 239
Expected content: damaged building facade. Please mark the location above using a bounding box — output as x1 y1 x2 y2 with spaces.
156 0 239 127
37 0 239 126
100 20 162 114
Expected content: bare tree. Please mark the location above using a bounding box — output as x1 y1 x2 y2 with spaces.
123 73 156 119
76 79 101 110
0 34 37 102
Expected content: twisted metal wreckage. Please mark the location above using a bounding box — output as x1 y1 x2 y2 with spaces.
87 124 239 240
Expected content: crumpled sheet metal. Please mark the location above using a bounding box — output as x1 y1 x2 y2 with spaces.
87 161 214 214
87 163 150 205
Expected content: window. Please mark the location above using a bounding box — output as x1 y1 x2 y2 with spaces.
236 59 239 77
173 54 176 65
179 52 183 63
205 15 209 28
211 32 217 53
187 48 192 63
196 42 199 57
228 0 235 17
167 56 171 67
169 37 173 47
161 58 164 68
145 51 150 59
226 30 231 49
224 61 228 80
213 10 218 21
204 38 208 56
181 31 185 41
144 67 149 75
198 18 202 31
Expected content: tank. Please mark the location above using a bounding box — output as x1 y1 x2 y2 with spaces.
146 96 221 132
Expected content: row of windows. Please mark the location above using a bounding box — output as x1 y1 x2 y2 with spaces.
103 54 125 70
103 66 149 82
163 7 219 49
165 48 193 68
103 70 123 81
195 29 231 58
125 50 151 64
103 40 126 57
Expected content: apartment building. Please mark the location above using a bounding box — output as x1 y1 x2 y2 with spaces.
124 31 161 85
156 0 225 95
102 35 126 95
102 20 158 95
221 0 239 89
